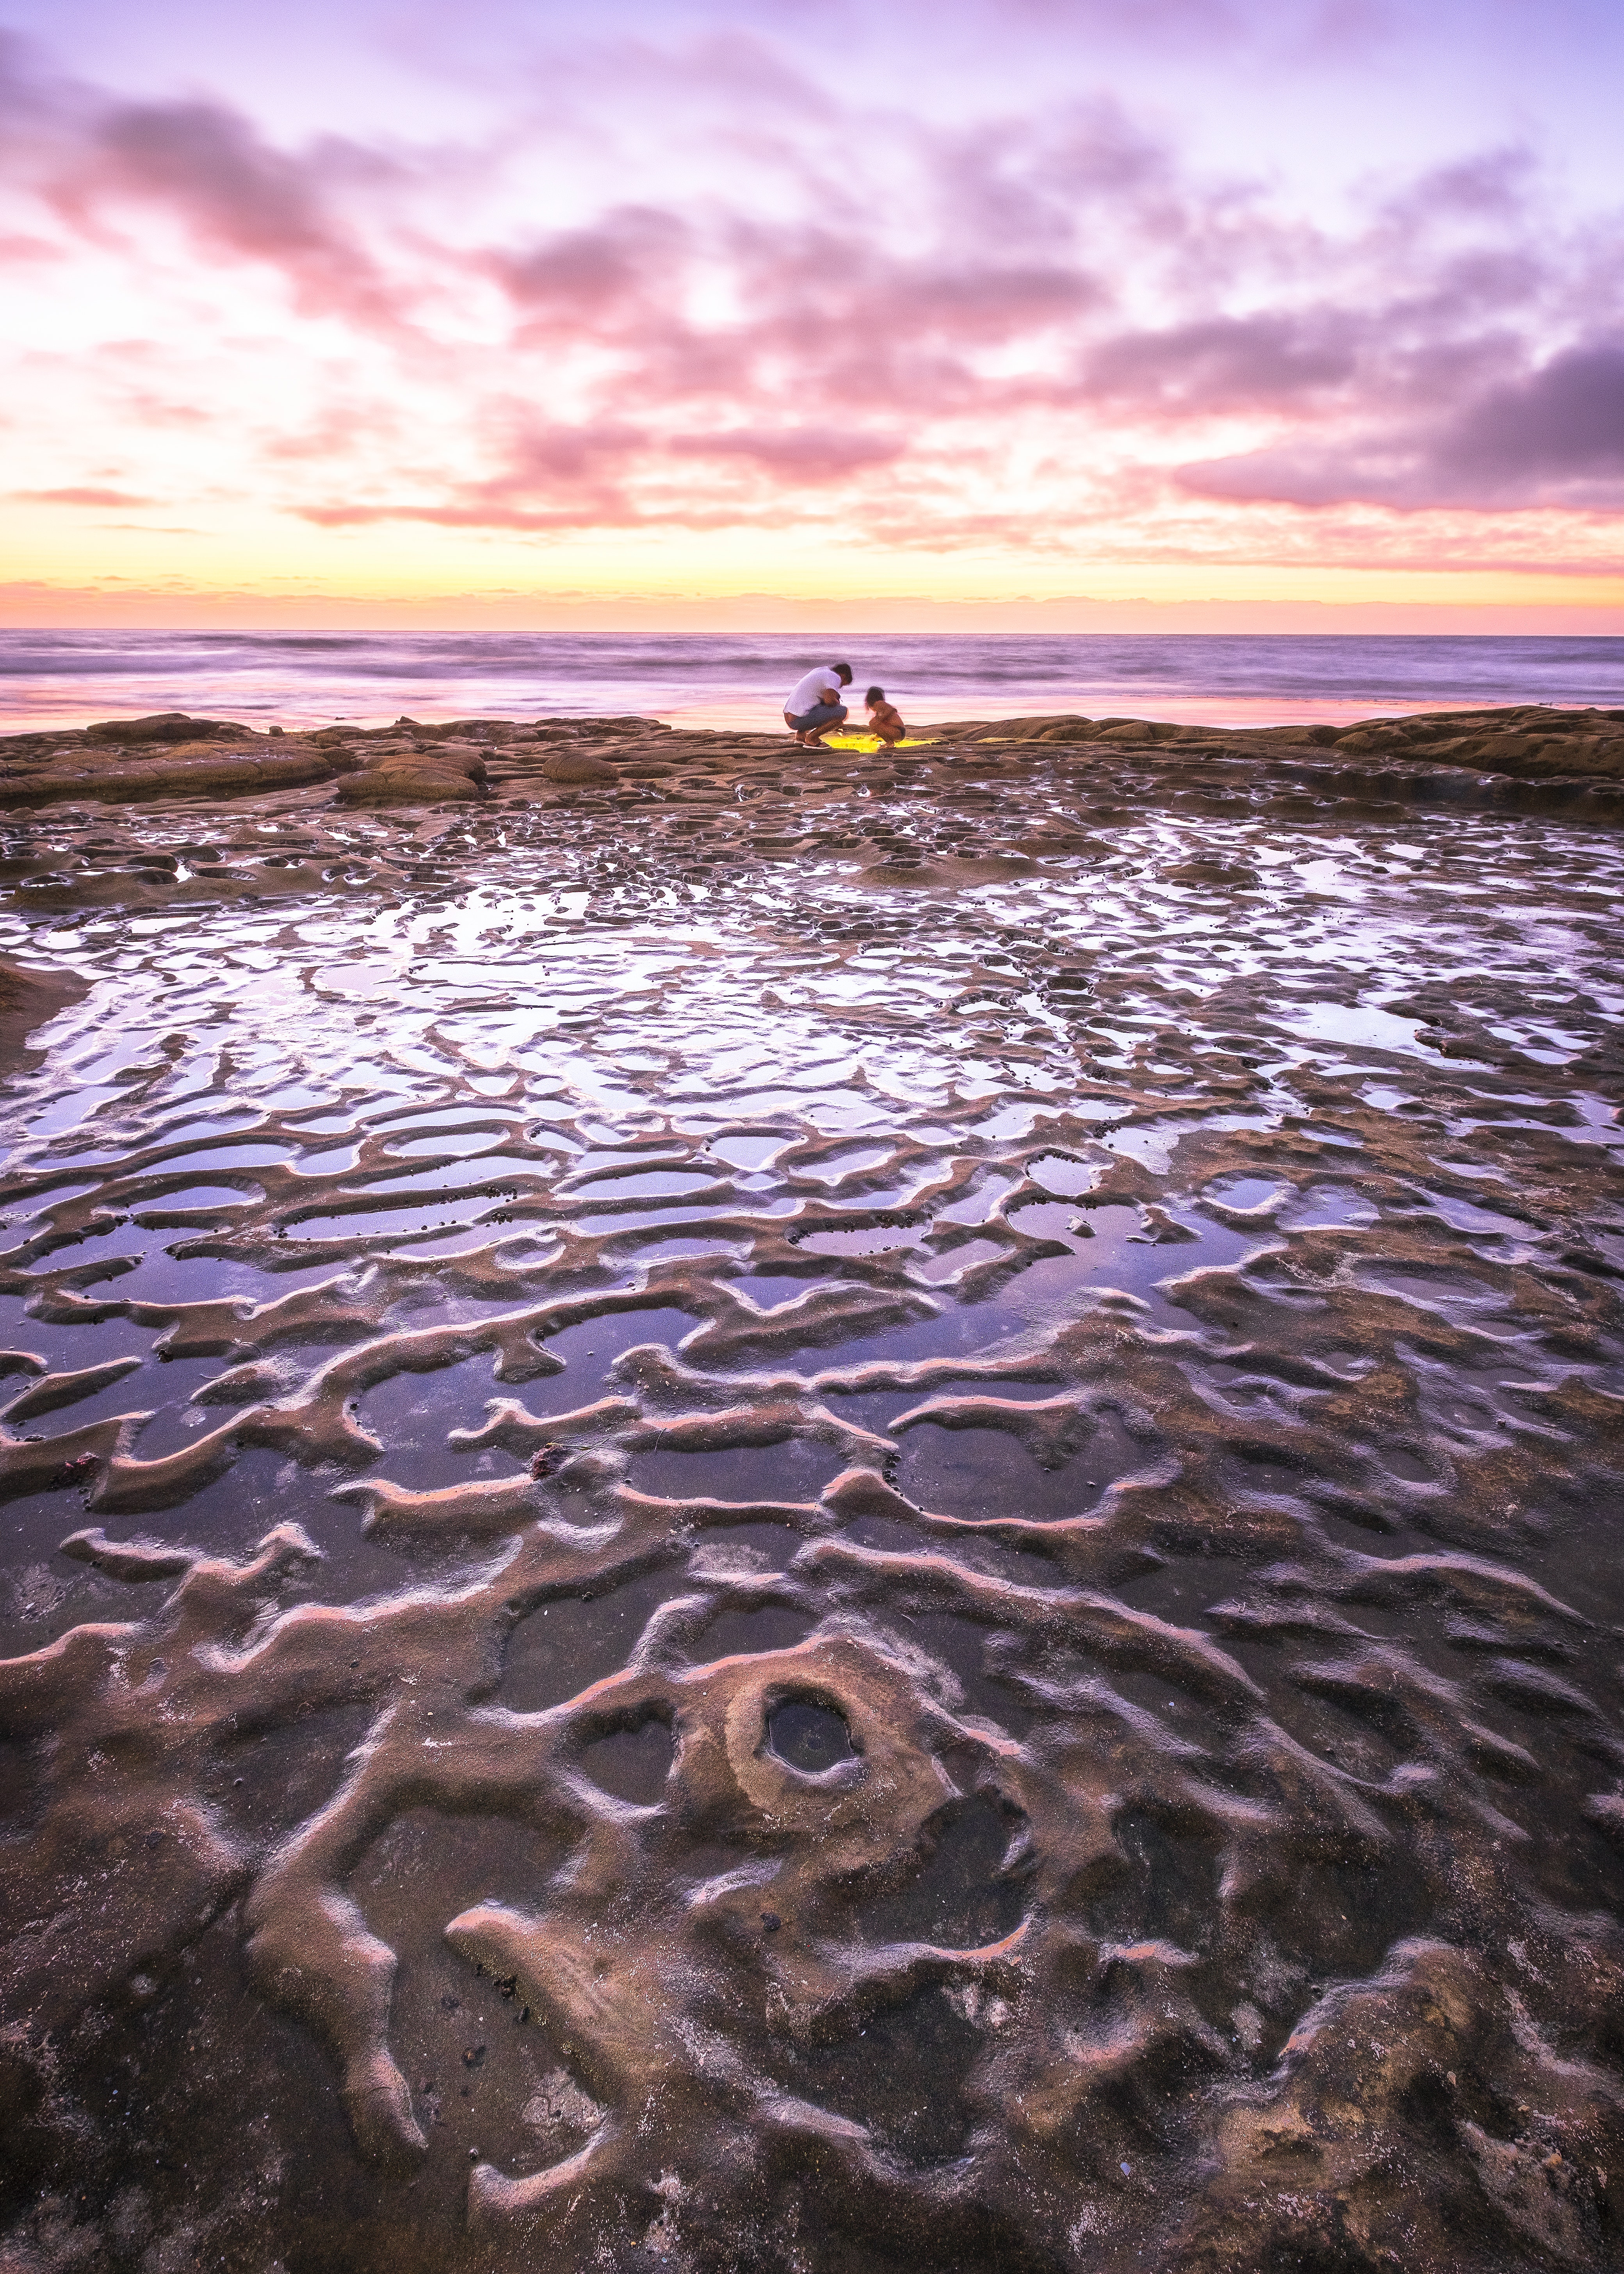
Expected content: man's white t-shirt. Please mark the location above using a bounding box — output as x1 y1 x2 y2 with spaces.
785 667 844 716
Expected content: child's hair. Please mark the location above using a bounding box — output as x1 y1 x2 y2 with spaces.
865 686 887 705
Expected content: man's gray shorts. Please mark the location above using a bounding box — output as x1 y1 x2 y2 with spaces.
786 703 848 733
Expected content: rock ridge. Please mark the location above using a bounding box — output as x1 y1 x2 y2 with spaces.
0 704 1622 822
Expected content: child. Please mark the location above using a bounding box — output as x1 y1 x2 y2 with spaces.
865 685 905 748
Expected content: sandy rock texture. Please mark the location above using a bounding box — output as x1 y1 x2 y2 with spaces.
2 703 1623 830
2 700 1624 2274
5 701 1624 934
1 701 1623 929
0 958 91 1071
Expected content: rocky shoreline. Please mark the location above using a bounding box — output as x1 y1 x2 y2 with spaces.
2 702 1624 928
1 702 1622 820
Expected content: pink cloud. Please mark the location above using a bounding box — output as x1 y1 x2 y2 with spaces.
75 98 409 328
0 40 415 331
493 207 691 334
4 21 1621 566
296 412 651 529
290 413 903 529
11 483 155 505
667 427 906 478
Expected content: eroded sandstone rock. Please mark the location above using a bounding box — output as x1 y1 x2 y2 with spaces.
84 712 248 745
540 750 621 785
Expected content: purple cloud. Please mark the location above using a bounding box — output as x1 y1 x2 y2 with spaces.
1439 337 1624 494
1179 333 1624 508
1080 313 1361 412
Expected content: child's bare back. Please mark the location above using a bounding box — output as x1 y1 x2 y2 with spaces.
865 685 905 746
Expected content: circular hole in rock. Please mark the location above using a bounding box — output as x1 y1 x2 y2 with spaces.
767 1696 855 1774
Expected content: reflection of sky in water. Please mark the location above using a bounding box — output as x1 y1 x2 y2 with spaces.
4 807 1623 1210
1276 1002 1422 1053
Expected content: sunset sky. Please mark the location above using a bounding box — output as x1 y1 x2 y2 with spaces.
2 0 1621 628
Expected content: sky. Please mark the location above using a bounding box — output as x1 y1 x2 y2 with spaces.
2 0 1622 629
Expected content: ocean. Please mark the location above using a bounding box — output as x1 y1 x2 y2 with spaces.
2 628 1621 737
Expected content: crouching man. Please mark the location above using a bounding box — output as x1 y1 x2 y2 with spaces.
784 661 853 746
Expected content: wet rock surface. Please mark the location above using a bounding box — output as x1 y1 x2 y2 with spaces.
2 697 1624 834
0 959 90 1071
0 710 1623 2272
